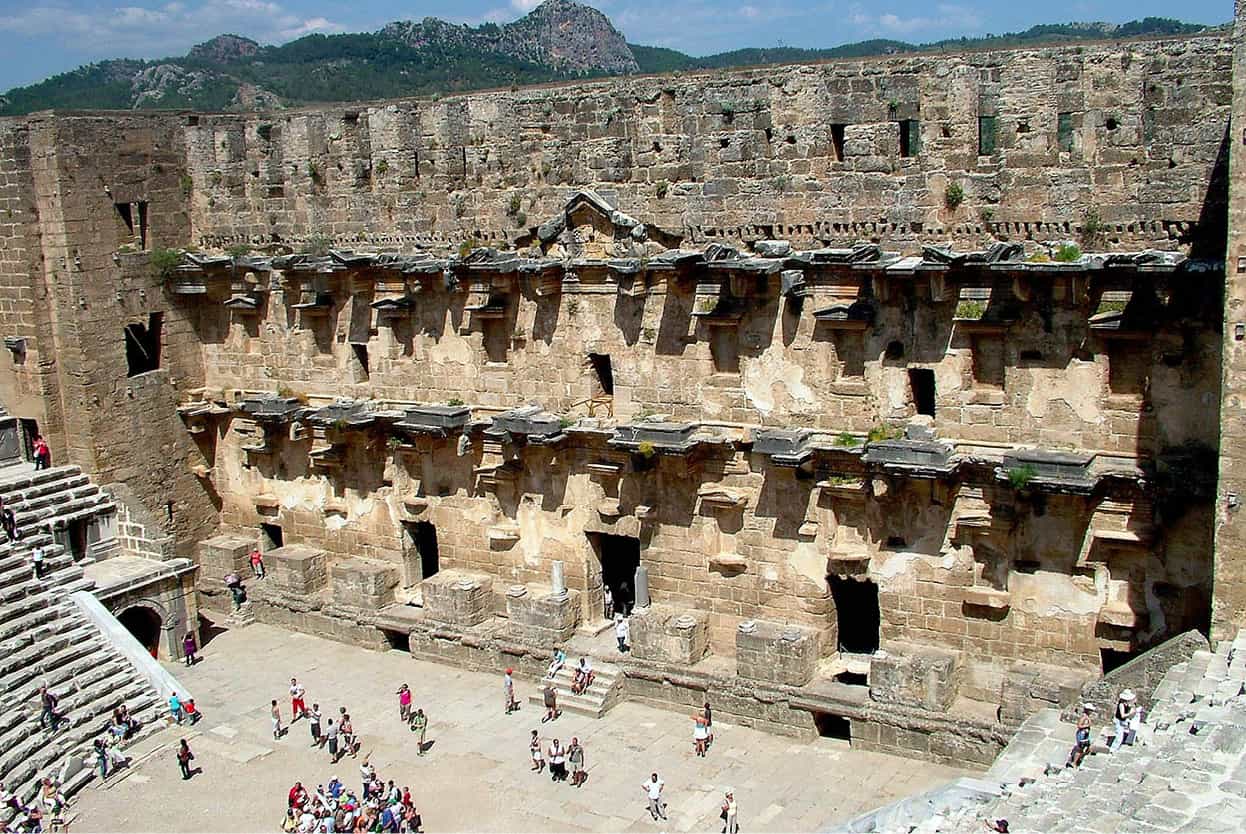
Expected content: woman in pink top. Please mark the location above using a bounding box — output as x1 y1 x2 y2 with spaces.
396 684 412 722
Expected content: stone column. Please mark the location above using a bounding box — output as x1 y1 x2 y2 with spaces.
551 560 567 600
634 564 650 609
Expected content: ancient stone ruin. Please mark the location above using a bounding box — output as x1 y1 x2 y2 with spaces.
1 3 1245 783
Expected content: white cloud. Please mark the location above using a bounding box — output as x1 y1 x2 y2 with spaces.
0 0 344 61
739 5 761 19
847 3 983 37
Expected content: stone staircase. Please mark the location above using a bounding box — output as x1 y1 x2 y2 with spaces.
527 661 623 719
889 632 1246 833
0 465 162 816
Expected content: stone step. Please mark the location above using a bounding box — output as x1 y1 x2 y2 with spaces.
0 466 84 497
527 688 611 718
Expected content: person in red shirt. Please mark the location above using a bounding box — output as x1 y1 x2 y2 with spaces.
288 781 306 810
249 548 265 579
32 435 50 471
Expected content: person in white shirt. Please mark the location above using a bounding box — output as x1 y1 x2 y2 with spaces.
30 546 45 579
721 789 738 834
642 773 666 821
615 615 630 653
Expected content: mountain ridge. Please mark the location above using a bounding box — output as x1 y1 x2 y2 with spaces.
0 6 1220 117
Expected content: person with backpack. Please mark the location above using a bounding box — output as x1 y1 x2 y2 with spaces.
176 738 195 780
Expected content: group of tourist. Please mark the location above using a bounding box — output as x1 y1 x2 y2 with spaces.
283 765 424 832
1 778 66 832
527 732 587 786
1065 689 1143 769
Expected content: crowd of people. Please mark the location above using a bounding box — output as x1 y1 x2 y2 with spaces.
1 778 66 833
283 766 423 834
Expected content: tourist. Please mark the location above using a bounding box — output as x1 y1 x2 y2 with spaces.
1109 689 1137 752
409 708 427 756
340 713 358 758
39 778 65 817
359 759 375 796
615 614 630 653
604 586 614 620
112 704 140 739
29 545 45 579
176 738 195 780
545 648 566 680
37 685 60 732
168 691 184 724
32 435 50 471
693 713 710 757
250 547 265 579
642 772 667 821
541 682 560 723
721 789 738 834
548 738 567 782
396 684 412 722
183 698 201 725
571 657 594 694
290 677 308 721
224 572 246 610
567 736 585 787
529 730 544 772
310 703 323 747
323 718 338 762
504 668 518 714
1066 703 1096 768
182 631 197 666
102 734 128 773
271 699 284 740
282 808 298 832
92 738 110 781
0 501 18 543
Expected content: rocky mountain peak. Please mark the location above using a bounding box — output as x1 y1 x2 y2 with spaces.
188 34 260 64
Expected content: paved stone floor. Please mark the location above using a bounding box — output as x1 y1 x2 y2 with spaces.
73 623 966 832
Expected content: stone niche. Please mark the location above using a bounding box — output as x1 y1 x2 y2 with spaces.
421 570 494 627
735 621 821 686
330 558 399 610
630 605 709 665
268 544 328 595
869 642 963 711
196 533 255 578
505 584 581 646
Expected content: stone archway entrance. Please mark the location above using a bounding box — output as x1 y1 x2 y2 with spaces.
118 606 163 658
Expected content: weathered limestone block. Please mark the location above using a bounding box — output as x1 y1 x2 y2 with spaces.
735 620 821 686
630 605 709 665
267 544 328 595
505 584 581 646
330 558 399 610
869 641 963 711
421 570 494 627
195 533 254 578
1000 660 1091 725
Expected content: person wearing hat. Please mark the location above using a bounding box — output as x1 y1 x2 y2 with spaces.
1110 690 1137 752
1066 704 1096 768
504 668 518 714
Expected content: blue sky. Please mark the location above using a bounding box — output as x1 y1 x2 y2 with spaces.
0 0 1232 92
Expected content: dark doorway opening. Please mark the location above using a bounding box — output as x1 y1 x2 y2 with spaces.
830 124 847 162
812 711 852 740
1101 647 1143 675
587 353 614 396
908 368 936 417
350 343 370 379
66 518 89 560
260 523 284 551
119 607 162 659
124 313 163 377
590 533 641 614
383 628 411 653
829 576 881 654
407 521 440 582
19 419 38 462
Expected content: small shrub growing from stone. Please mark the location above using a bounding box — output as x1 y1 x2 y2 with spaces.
1007 464 1038 490
1054 243 1082 262
149 247 182 278
944 182 965 211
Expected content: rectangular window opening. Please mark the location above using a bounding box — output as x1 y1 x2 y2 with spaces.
978 115 997 156
830 123 847 162
908 368 936 416
898 119 919 157
123 312 163 377
1057 112 1074 152
587 353 614 396
114 202 134 235
260 523 284 551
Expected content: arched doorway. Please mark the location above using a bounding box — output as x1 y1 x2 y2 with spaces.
118 606 163 659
